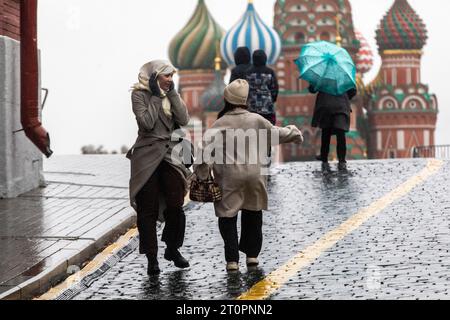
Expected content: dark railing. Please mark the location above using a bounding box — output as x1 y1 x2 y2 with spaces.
413 145 450 159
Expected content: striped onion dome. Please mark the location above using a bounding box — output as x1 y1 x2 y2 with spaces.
376 0 427 52
355 30 374 75
221 0 281 66
169 0 226 70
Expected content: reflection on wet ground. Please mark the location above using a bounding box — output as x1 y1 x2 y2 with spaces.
64 160 450 300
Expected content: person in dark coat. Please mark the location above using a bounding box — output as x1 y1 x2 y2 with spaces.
229 47 252 83
246 50 279 125
309 85 357 171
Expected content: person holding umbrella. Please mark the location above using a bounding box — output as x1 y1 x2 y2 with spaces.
309 85 357 172
295 41 357 172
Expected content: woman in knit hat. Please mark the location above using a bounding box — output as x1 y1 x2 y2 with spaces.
194 79 304 271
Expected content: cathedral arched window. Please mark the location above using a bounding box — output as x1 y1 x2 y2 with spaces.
317 18 334 27
408 100 418 110
316 4 336 13
290 19 307 27
402 96 427 110
385 101 395 109
379 97 399 110
289 4 307 12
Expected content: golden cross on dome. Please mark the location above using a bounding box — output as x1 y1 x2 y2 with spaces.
335 13 343 47
215 41 222 71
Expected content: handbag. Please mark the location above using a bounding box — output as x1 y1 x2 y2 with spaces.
189 170 222 203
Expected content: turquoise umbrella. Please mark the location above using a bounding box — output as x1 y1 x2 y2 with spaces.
295 41 356 96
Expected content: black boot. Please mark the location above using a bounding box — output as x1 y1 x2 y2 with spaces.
164 248 190 269
338 161 348 172
146 255 160 275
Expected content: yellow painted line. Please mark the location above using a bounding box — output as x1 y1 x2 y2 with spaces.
35 228 138 300
238 159 444 300
36 195 192 300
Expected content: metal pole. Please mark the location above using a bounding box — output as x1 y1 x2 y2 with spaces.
20 0 53 157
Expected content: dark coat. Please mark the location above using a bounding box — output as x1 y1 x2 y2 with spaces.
230 47 252 83
246 50 279 116
310 86 357 132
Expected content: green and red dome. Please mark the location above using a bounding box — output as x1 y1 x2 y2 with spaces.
376 0 427 52
169 0 226 70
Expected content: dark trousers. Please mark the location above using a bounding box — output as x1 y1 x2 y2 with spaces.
218 210 263 263
321 128 347 163
135 161 186 257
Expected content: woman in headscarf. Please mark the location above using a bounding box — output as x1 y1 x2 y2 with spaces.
194 79 304 272
127 60 191 275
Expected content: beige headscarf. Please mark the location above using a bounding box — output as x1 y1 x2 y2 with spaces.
132 60 177 118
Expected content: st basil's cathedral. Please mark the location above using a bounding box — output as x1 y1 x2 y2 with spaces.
168 0 438 161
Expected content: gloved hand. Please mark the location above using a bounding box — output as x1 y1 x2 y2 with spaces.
308 84 317 94
149 72 162 97
299 130 304 144
167 81 175 92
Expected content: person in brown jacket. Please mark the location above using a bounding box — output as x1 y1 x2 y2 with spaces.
127 60 191 275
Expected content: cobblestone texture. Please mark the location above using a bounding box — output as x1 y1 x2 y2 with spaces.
72 159 450 300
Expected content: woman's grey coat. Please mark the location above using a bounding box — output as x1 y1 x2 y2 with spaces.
127 88 190 211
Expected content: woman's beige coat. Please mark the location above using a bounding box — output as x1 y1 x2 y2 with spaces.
195 109 303 218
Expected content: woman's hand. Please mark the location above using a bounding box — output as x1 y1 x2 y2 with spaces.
149 72 162 97
308 84 317 94
168 81 175 92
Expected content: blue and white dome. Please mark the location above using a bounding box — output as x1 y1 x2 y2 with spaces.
221 0 282 66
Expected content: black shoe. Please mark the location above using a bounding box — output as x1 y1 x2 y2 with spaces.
316 155 327 162
164 249 190 269
338 162 348 172
146 256 161 275
321 162 331 172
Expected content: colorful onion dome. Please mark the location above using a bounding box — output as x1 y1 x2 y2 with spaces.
376 0 428 52
355 30 374 75
169 0 226 70
221 0 281 66
202 57 226 112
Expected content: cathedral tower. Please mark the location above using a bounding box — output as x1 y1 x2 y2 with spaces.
367 0 438 159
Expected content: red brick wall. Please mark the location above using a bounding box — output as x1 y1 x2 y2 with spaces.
178 71 215 120
0 0 20 41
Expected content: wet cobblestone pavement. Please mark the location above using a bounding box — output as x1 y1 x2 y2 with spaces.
70 159 450 300
0 155 135 299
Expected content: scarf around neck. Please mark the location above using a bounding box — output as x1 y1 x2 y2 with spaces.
132 61 177 118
